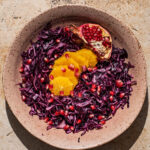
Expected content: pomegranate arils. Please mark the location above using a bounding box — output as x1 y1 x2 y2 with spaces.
90 105 96 110
61 67 66 72
120 93 125 98
49 84 53 89
46 84 49 90
65 110 68 116
22 95 26 101
70 91 74 97
65 53 69 58
60 110 65 115
78 92 82 98
48 120 53 125
54 54 58 58
56 39 60 43
69 105 74 111
40 77 45 83
48 98 54 103
68 64 75 71
44 117 49 123
74 68 79 72
54 111 60 116
116 80 123 88
88 67 93 72
27 59 32 64
110 91 114 96
89 114 94 118
92 84 96 89
49 65 53 69
60 91 64 96
109 96 113 101
82 74 88 79
75 72 80 78
100 120 105 125
77 119 81 124
91 88 96 92
98 115 103 120
111 105 115 111
44 57 49 63
19 67 24 73
70 126 74 131
50 93 54 97
64 125 69 130
50 75 54 80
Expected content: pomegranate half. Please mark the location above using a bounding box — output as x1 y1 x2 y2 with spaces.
68 23 112 60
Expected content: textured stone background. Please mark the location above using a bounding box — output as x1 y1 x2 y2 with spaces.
0 0 150 150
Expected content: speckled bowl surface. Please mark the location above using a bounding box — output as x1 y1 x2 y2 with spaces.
3 5 147 150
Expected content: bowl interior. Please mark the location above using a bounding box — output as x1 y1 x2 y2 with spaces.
3 5 146 150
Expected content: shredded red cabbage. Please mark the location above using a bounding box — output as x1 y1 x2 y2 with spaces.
19 25 136 135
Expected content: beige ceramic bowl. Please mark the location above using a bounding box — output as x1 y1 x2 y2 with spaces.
3 5 147 150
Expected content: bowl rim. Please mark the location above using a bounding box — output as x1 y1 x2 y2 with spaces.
2 4 147 150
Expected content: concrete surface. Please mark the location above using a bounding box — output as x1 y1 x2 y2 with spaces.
0 0 150 150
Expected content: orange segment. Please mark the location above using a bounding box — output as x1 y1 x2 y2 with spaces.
76 49 98 67
50 65 78 86
54 57 81 73
50 77 74 96
63 51 89 68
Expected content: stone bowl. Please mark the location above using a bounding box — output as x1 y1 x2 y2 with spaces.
3 5 147 150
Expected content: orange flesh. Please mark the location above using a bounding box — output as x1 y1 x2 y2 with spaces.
49 49 98 96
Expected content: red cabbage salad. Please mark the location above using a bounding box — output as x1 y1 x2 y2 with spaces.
19 23 136 136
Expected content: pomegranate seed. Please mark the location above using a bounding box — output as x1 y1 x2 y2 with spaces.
44 117 49 123
61 67 66 72
50 93 54 97
98 115 103 120
82 65 87 72
22 95 26 101
109 91 114 96
60 110 65 115
69 105 74 111
86 82 89 85
89 114 94 118
102 41 107 47
49 65 53 69
88 67 93 72
77 119 81 124
90 105 96 110
116 80 123 88
109 96 113 101
48 120 53 125
54 111 60 116
64 125 69 130
65 110 68 116
50 75 54 80
65 27 69 32
49 84 53 90
56 39 60 43
91 88 96 92
97 85 101 92
75 72 80 78
48 98 54 103
19 67 24 73
70 126 74 131
54 54 58 58
70 91 74 97
111 105 115 111
82 74 88 79
92 84 96 89
100 120 105 125
120 93 125 98
74 68 79 72
40 77 45 83
46 84 49 90
93 67 97 71
27 59 32 64
68 64 75 71
60 91 64 96
65 53 69 58
44 57 49 63
78 92 82 98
